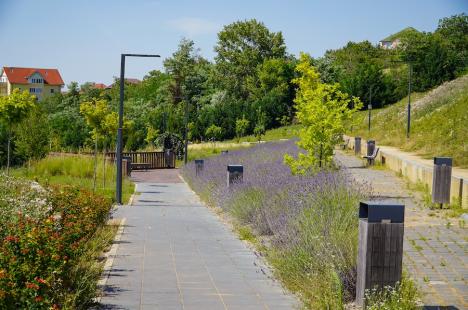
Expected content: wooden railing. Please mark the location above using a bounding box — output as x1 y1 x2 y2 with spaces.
106 151 175 169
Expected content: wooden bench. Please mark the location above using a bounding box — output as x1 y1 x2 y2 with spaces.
131 162 151 171
341 138 350 150
363 147 379 166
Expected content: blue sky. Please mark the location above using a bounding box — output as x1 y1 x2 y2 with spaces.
0 0 466 86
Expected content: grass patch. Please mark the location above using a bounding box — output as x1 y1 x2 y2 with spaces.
231 124 301 143
347 75 468 168
365 274 420 310
63 222 118 309
11 154 134 203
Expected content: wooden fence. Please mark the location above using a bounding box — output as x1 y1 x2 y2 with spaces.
106 151 175 169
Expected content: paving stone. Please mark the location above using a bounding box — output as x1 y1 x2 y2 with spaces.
99 171 299 309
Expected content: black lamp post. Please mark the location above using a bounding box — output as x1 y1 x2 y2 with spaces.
368 85 373 132
116 53 160 205
406 63 412 138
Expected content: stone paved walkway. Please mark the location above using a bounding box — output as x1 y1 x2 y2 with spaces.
99 169 299 310
335 151 467 309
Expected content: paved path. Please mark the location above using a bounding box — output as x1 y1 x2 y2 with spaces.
335 151 467 309
99 170 298 310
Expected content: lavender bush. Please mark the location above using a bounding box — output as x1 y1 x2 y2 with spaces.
182 141 367 308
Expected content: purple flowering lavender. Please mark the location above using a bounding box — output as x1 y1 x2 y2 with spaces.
182 141 366 306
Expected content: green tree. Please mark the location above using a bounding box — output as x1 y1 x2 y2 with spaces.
80 99 118 191
248 58 296 127
235 116 249 142
14 109 50 167
205 124 223 147
215 19 287 100
401 31 459 90
284 53 362 173
435 13 468 75
253 108 267 142
0 89 36 174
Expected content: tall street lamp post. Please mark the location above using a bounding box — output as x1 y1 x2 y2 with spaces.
116 53 160 205
368 85 373 132
406 62 412 138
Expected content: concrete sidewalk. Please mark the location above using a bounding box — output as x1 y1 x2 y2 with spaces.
335 151 467 309
99 172 298 309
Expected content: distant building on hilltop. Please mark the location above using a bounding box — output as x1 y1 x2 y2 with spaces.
379 27 420 50
0 66 64 101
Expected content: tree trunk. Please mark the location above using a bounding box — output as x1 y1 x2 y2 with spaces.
93 137 98 192
6 129 11 175
103 141 106 189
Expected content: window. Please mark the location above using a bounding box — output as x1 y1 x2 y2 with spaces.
50 89 54 93
31 78 43 83
29 88 42 94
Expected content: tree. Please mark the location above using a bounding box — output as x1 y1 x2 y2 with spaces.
253 108 267 142
248 58 296 128
80 99 118 191
284 53 362 173
0 89 36 174
205 124 223 148
214 19 287 100
435 13 468 75
14 109 50 167
235 116 249 142
401 31 458 90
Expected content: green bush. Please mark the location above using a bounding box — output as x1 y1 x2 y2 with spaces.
0 175 112 309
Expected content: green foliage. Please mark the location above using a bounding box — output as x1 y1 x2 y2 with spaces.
205 124 223 142
285 53 362 173
0 175 113 309
0 89 37 126
435 13 468 76
215 19 287 99
235 116 249 142
401 31 459 91
14 109 50 163
0 89 37 171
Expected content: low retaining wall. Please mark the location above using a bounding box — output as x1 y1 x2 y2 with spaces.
343 135 468 209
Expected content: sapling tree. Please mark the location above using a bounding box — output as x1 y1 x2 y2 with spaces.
285 53 362 174
0 89 36 174
205 124 222 149
235 116 249 142
80 99 118 191
254 108 267 142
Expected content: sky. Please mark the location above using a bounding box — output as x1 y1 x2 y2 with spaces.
0 0 466 87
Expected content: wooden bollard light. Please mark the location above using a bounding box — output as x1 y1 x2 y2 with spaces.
432 157 452 207
356 201 405 307
355 137 361 155
195 159 204 176
227 165 243 187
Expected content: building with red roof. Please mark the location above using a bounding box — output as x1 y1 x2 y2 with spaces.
0 66 64 100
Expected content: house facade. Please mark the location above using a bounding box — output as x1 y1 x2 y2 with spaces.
0 67 64 101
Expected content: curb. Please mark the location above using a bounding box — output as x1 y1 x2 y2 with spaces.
94 217 127 304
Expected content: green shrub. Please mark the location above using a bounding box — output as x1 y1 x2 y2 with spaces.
0 175 112 309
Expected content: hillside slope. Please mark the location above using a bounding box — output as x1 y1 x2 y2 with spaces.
347 75 468 168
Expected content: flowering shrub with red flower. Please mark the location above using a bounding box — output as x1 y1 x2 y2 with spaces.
0 174 112 309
